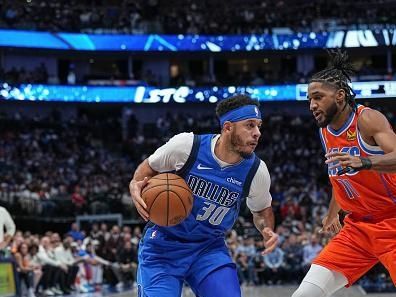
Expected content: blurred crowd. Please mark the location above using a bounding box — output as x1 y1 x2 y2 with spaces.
0 63 392 87
2 222 141 296
0 111 135 219
2 217 394 295
1 0 396 34
0 64 49 85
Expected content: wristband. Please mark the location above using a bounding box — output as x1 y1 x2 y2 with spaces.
359 157 372 170
337 157 372 176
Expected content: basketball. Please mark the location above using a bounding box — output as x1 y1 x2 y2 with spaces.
142 173 193 226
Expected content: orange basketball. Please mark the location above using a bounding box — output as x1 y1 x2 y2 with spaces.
142 173 193 226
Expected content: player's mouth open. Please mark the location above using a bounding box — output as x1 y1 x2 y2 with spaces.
313 111 322 120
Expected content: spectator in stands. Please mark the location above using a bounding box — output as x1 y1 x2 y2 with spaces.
131 226 142 246
99 223 111 242
280 196 301 220
85 223 100 243
54 237 79 293
104 225 122 263
236 251 250 285
78 240 110 293
37 236 68 295
112 240 138 290
15 242 37 297
282 234 303 283
28 244 43 292
263 246 285 285
302 234 323 273
235 237 257 285
68 223 85 242
71 185 86 214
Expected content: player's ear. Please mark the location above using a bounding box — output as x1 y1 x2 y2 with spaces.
335 89 346 104
223 121 233 133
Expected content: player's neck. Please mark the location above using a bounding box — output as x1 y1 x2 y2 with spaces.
214 136 243 164
329 104 353 131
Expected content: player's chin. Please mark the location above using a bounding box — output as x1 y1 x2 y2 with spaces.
248 143 257 151
316 118 327 128
240 147 255 158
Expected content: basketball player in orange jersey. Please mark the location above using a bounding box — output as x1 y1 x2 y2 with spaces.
292 50 396 297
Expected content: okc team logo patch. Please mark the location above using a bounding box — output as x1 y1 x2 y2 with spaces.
346 127 356 141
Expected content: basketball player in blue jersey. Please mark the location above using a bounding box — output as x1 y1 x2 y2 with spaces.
129 94 279 297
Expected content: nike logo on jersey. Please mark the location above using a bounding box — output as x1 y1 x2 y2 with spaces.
197 164 213 170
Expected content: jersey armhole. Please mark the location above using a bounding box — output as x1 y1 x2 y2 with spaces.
319 128 327 153
242 155 261 199
176 134 201 178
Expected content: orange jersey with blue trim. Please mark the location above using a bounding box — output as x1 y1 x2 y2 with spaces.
320 105 396 218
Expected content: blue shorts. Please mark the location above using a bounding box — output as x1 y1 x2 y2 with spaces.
137 228 239 297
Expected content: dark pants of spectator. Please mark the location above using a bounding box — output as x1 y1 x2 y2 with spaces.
67 265 79 288
263 267 285 285
19 271 34 289
237 266 248 284
58 266 79 291
111 263 137 284
255 267 266 285
103 266 119 286
39 265 62 290
284 267 303 284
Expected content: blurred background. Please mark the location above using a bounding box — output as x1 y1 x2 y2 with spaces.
0 0 396 296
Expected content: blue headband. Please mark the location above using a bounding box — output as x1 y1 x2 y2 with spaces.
219 105 262 126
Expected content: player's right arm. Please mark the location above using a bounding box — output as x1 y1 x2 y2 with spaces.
320 191 342 234
129 133 193 222
129 159 158 221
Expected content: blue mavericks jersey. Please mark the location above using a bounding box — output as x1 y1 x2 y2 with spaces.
150 134 260 242
137 134 260 295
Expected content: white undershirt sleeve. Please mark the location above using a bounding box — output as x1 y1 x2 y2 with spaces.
246 160 272 212
148 132 194 172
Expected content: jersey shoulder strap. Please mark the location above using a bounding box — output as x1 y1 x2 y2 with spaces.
242 155 261 198
177 134 201 177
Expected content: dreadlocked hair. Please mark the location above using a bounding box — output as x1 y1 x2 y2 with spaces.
310 50 357 110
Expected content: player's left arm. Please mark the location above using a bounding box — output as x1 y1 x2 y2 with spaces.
361 109 396 172
326 109 396 173
248 161 279 255
251 207 279 255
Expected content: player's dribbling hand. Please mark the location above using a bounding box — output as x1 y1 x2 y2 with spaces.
319 214 342 235
129 177 149 221
261 227 279 255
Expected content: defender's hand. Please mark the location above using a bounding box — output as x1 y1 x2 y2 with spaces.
319 214 342 234
325 152 371 175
